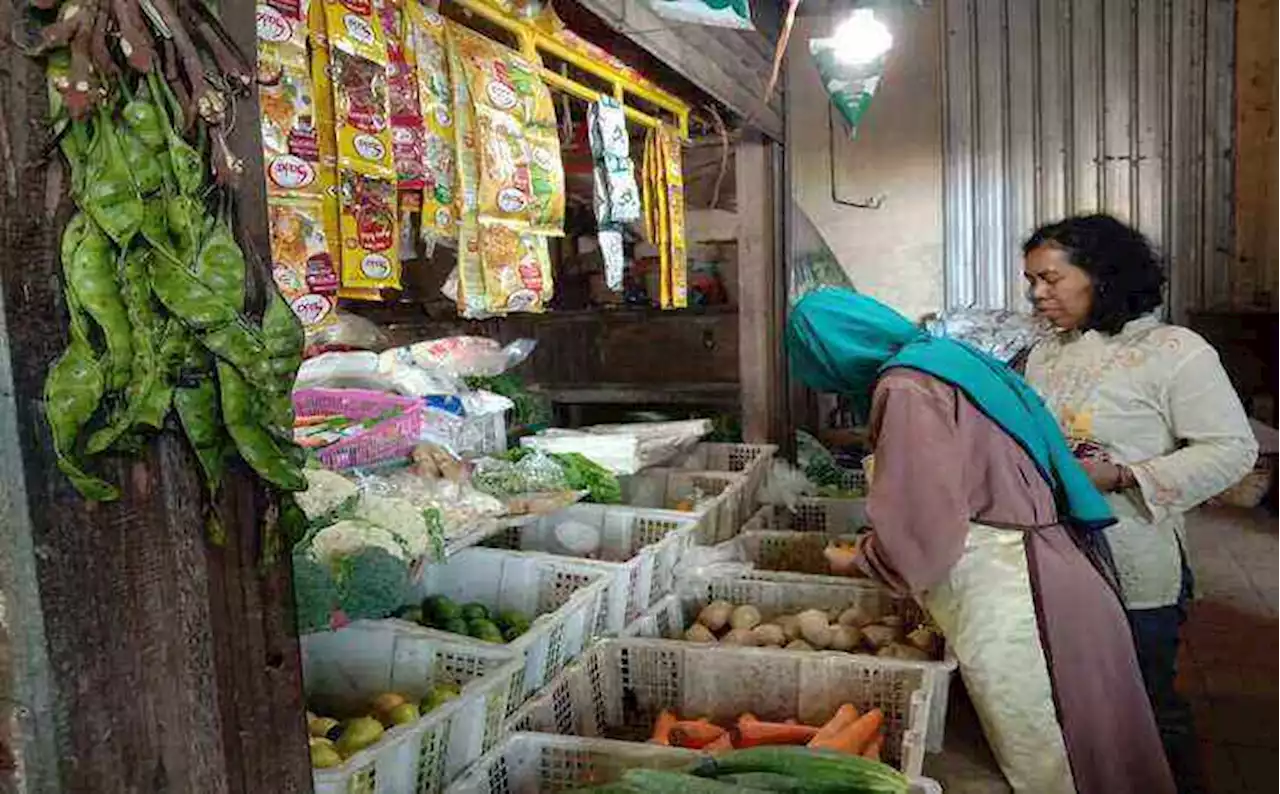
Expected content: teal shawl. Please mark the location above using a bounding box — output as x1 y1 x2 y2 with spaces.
786 288 1115 532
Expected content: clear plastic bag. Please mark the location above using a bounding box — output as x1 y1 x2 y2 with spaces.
922 308 1050 365
304 310 392 355
471 450 567 497
408 336 536 378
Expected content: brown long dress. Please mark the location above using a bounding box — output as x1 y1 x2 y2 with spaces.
857 367 1175 794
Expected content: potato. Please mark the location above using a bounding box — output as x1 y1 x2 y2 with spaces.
784 639 814 652
685 624 717 643
730 605 763 631
751 623 786 647
776 614 803 642
697 601 734 633
861 623 900 650
827 625 862 652
879 643 931 662
906 627 941 658
880 614 905 630
836 604 878 628
797 610 833 649
722 628 759 646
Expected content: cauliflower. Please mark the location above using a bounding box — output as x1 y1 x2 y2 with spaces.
310 520 409 565
354 495 441 561
294 469 360 521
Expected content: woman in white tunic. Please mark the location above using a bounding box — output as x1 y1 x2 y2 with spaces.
1022 215 1258 794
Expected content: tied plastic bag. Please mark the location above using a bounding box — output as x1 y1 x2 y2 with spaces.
409 336 536 378
757 460 816 510
922 308 1050 365
472 449 567 497
304 310 392 355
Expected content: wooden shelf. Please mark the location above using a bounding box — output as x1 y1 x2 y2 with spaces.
531 382 740 406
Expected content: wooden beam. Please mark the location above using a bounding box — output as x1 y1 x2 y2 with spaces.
736 133 779 443
1233 0 1278 310
0 0 312 789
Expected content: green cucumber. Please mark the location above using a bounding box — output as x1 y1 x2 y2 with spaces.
714 772 807 791
621 768 769 792
693 746 909 793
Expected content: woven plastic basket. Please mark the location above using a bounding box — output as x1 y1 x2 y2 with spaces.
446 732 942 793
293 388 425 470
483 505 699 625
301 621 521 794
624 571 958 755
673 443 778 507
619 468 748 545
743 500 869 536
504 637 933 778
396 547 613 714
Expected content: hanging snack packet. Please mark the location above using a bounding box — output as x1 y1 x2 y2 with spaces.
475 107 535 230
659 124 687 307
260 58 323 198
258 0 312 62
323 0 389 64
268 200 339 328
377 0 429 189
406 0 457 239
479 224 552 313
338 169 402 291
525 124 565 235
447 25 488 316
331 48 396 180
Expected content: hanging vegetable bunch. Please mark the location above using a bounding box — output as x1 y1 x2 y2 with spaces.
26 0 309 505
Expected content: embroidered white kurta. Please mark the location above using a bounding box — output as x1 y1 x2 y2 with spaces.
1025 316 1258 609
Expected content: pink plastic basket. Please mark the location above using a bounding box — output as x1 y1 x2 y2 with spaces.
293 388 425 470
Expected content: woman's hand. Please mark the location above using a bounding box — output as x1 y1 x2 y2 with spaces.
824 539 869 577
1080 460 1134 493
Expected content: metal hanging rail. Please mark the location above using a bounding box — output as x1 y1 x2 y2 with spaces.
448 0 691 138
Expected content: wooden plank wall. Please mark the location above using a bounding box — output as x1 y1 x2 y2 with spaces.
1232 0 1278 310
0 0 312 790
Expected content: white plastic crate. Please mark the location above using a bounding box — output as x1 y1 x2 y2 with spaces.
399 547 614 714
483 504 699 624
447 732 942 793
301 621 521 794
619 468 748 545
503 637 933 778
673 443 778 507
732 528 858 577
626 570 958 755
744 499 869 536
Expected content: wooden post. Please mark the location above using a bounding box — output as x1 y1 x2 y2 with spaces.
736 132 782 444
0 0 312 789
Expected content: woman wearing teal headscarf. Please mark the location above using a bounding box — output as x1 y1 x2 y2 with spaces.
788 289 1172 794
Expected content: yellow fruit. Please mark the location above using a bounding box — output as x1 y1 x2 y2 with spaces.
310 739 343 769
387 702 420 726
370 692 406 718
335 716 385 758
308 716 340 738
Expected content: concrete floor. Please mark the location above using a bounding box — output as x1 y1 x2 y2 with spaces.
922 505 1278 793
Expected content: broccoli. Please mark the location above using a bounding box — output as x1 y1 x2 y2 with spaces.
331 547 411 623
292 520 414 631
292 547 342 634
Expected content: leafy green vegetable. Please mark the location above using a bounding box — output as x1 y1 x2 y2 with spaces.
552 452 621 504
465 373 551 429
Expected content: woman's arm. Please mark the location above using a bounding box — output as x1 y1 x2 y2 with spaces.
854 371 971 594
1128 344 1259 522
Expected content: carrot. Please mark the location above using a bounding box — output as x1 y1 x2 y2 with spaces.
807 703 859 748
734 713 820 747
670 720 728 749
649 709 678 745
811 708 884 755
703 732 734 752
861 733 885 761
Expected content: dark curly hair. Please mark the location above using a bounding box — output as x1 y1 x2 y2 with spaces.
1022 214 1166 335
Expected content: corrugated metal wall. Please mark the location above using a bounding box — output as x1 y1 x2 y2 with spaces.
941 0 1236 319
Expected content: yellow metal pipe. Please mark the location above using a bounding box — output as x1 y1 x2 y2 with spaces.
448 0 690 138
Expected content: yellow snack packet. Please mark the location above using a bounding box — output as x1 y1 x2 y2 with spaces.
660 125 687 308
406 1 457 239
331 49 396 180
322 0 389 64
447 24 487 316
479 224 552 313
267 198 340 328
337 169 401 291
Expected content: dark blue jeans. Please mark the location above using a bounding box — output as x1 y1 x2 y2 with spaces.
1127 558 1202 794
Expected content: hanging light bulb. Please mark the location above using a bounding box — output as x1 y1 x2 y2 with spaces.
829 9 893 66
